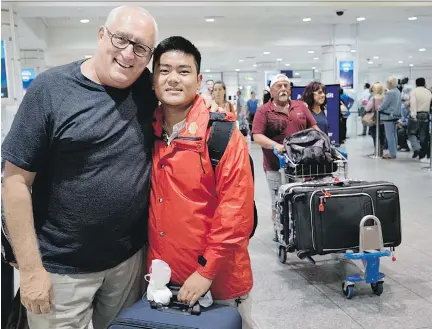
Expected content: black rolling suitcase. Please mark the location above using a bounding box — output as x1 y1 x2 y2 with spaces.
279 180 401 259
109 285 242 329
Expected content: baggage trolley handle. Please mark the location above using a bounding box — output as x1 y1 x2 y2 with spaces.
358 215 384 253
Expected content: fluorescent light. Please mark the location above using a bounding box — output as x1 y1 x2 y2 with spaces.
276 58 283 61
205 69 211 73
235 69 240 72
398 61 404 64
263 51 270 55
373 56 380 59
312 67 316 70
419 48 426 52
206 18 215 22
314 57 319 60
253 64 257 68
285 63 291 67
294 73 299 76
409 64 414 67
80 19 90 23
303 18 311 22
239 59 244 62
357 17 366 21
368 61 374 64
408 17 417 21
308 50 315 54
84 55 92 58
350 50 357 53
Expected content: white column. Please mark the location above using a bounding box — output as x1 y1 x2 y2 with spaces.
222 72 239 106
1 8 24 143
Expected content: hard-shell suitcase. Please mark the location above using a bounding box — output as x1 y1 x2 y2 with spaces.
278 180 401 258
109 295 242 329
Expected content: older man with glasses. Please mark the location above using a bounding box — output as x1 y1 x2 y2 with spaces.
1 6 158 329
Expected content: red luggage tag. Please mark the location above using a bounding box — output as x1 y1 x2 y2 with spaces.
319 196 325 212
392 250 397 262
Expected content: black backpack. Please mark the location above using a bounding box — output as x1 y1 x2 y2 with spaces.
207 112 258 238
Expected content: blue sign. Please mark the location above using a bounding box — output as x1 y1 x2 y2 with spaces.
339 60 354 89
1 40 8 98
280 70 293 79
22 68 36 92
291 84 341 145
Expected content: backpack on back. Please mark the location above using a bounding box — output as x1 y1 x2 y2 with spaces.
207 112 258 238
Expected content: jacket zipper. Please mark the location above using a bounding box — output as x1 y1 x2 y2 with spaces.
199 153 206 174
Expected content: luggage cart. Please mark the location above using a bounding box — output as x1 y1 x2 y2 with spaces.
342 215 392 299
273 148 348 185
273 148 349 264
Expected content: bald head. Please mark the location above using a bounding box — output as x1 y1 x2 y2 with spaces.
105 6 158 47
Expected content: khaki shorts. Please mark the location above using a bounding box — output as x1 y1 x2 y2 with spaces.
27 248 145 329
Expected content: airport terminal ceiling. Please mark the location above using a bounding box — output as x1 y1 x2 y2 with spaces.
2 1 432 80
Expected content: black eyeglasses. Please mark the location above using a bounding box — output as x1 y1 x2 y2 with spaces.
104 26 153 58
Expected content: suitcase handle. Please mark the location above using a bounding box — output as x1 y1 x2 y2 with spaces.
150 284 202 316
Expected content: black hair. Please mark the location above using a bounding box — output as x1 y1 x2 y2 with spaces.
263 90 271 104
416 77 426 87
152 36 201 74
364 83 371 89
339 87 344 95
302 81 326 112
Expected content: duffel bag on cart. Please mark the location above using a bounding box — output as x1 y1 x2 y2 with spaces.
279 180 401 259
283 129 339 177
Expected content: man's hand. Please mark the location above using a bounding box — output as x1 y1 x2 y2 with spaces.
20 267 53 314
178 271 212 306
273 143 285 154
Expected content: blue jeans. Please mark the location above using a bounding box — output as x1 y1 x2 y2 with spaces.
383 121 398 158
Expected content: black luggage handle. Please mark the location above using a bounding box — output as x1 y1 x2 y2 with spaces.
149 284 202 316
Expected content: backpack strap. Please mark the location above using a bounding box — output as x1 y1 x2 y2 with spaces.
207 112 258 239
207 113 236 171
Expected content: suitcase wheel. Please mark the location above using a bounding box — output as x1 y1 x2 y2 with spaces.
278 246 287 264
287 244 296 253
342 282 355 299
371 281 384 296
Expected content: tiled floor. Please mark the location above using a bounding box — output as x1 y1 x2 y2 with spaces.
248 135 432 329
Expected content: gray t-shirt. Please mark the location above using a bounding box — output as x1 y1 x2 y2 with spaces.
1 60 158 274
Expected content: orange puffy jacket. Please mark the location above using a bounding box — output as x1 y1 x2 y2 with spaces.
147 95 254 300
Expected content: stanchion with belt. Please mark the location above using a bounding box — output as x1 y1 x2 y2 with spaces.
421 112 432 172
369 111 381 159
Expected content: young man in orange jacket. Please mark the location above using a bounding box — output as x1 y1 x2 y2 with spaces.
148 36 255 329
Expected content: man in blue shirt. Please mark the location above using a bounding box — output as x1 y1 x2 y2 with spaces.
246 91 259 140
339 88 354 144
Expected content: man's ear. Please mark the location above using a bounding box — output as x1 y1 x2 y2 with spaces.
197 74 203 92
97 26 105 46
